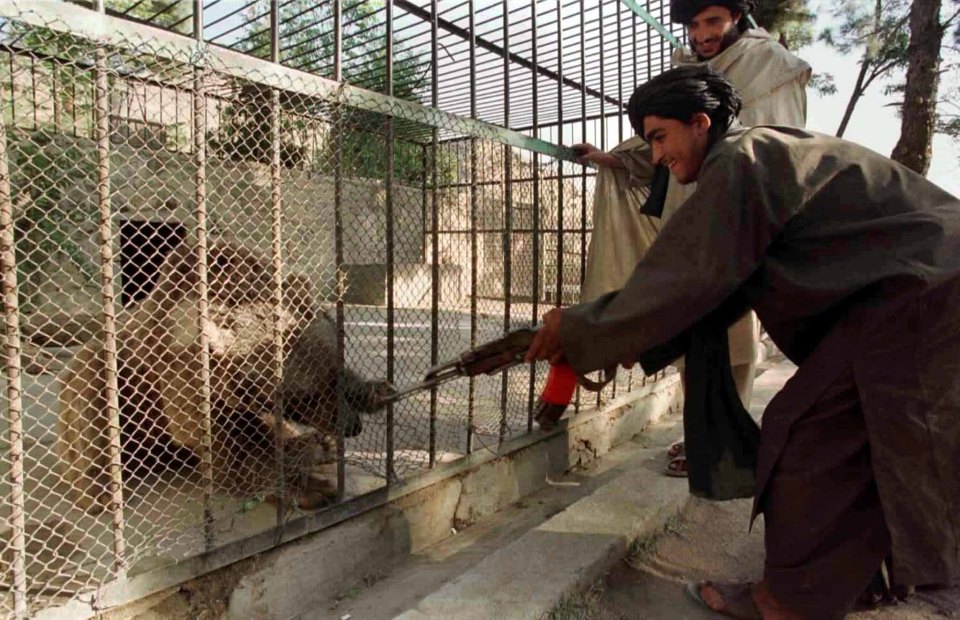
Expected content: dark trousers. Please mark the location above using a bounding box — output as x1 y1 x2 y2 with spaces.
760 367 891 619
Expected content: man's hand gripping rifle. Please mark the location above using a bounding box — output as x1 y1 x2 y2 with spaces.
383 327 613 430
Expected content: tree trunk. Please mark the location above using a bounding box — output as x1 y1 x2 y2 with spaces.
836 58 871 137
890 0 943 175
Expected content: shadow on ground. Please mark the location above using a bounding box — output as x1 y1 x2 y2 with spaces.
582 464 959 620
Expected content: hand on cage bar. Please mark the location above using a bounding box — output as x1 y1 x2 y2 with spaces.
570 143 624 169
525 308 565 366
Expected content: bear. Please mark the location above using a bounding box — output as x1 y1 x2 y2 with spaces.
57 239 392 514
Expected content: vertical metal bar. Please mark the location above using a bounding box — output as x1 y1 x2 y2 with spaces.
52 59 60 133
125 85 131 135
617 2 624 143
269 0 287 533
332 0 346 502
579 1 587 161
159 87 163 148
658 0 667 73
421 146 429 263
555 0 564 310
138 83 146 125
8 55 14 129
0 97 29 620
578 1 589 412
334 142 346 499
72 65 78 136
499 0 511 445
192 1 215 552
597 1 608 406
626 0 635 393
193 0 201 39
527 3 540 432
466 0 477 454
429 0 440 466
271 0 281 63
599 1 607 151
173 86 178 148
385 0 396 484
95 47 127 577
333 0 342 81
631 2 642 401
634 10 640 98
29 56 36 130
663 1 670 73
89 62 95 137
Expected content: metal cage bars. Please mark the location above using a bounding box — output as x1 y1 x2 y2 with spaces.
68 0 684 137
0 1 682 615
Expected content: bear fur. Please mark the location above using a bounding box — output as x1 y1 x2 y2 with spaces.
57 240 388 513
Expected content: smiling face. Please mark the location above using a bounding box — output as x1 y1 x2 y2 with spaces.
643 114 712 184
687 5 742 60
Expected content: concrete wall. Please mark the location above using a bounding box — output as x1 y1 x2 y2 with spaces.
10 131 425 345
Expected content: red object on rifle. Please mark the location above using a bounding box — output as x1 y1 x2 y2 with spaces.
382 327 611 431
533 362 579 430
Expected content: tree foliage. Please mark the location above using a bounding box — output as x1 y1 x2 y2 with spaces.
755 0 818 49
750 0 830 96
236 1 426 99
819 0 911 137
8 132 100 309
937 57 960 142
933 4 960 146
214 1 433 184
818 0 960 168
110 0 192 33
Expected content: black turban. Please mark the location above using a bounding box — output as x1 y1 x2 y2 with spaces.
670 0 756 25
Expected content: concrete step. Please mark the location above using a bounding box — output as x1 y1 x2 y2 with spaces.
327 360 796 620
393 445 690 620
319 409 689 620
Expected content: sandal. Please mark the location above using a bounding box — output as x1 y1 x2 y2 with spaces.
686 581 762 620
664 456 688 478
667 440 685 459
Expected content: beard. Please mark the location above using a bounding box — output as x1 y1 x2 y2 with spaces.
693 25 741 61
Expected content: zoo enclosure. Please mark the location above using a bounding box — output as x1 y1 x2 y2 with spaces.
0 1 682 617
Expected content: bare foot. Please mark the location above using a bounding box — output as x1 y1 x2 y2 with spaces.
698 581 761 619
751 580 805 619
698 579 804 620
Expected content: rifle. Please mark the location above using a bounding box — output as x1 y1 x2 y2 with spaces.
382 327 613 430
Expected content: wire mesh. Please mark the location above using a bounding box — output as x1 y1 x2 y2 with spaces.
0 2 680 616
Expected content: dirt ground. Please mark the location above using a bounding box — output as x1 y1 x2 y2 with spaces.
548 352 960 620
578 497 960 619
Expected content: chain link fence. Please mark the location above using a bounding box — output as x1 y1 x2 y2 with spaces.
0 4 674 616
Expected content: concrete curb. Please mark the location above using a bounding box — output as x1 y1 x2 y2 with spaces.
393 361 800 620
393 449 691 620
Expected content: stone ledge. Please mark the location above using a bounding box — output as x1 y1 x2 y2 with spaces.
394 448 690 620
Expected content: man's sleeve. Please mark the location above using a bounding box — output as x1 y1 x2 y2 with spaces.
559 134 803 375
745 77 809 128
610 144 656 188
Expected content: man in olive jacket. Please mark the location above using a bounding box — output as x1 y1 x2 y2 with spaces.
528 66 960 619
